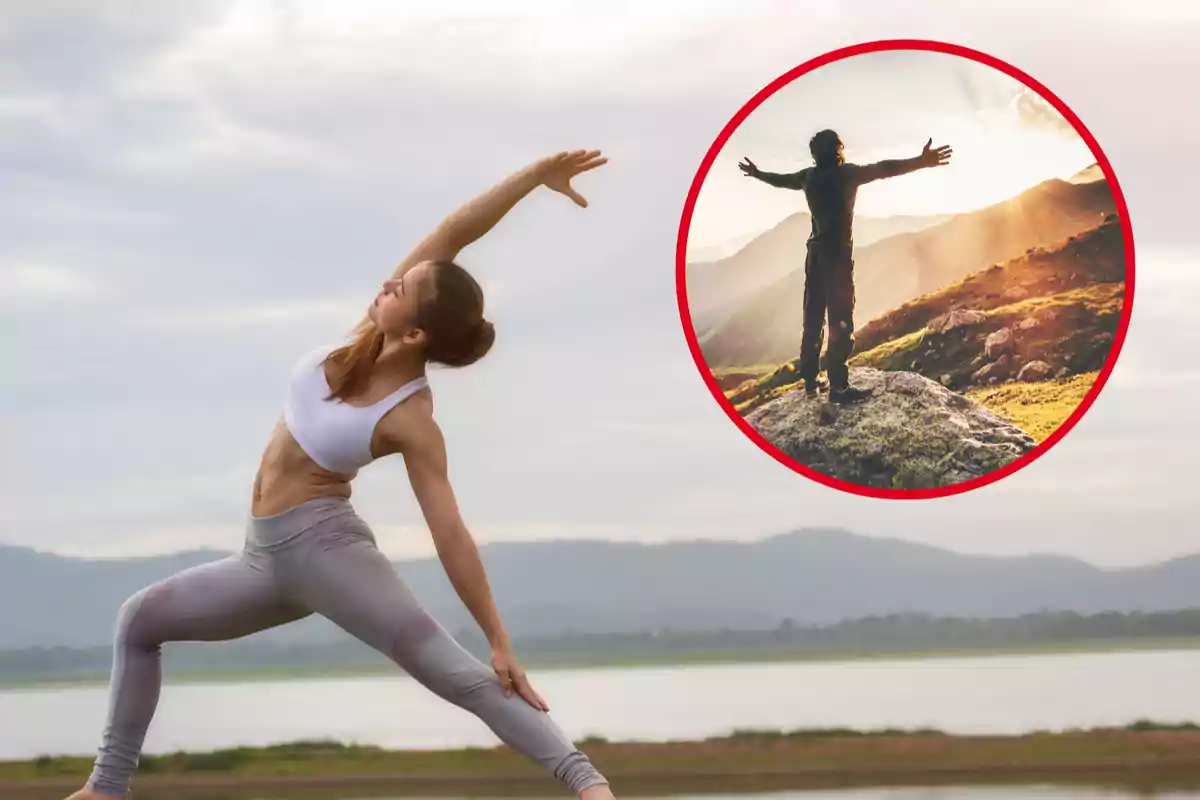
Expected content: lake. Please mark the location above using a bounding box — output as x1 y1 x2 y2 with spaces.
2 648 1197 762
280 789 1200 799
649 791 1198 799
647 792 1196 800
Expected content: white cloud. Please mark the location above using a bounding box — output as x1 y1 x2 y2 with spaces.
129 298 365 332
2 1 1198 570
0 94 67 128
0 263 103 303
689 49 1098 244
1012 86 1078 138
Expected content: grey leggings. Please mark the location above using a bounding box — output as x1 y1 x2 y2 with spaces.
89 496 608 797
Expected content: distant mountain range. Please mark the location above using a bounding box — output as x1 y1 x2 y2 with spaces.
686 229 766 264
690 172 1116 368
686 213 951 334
1070 162 1105 184
3 531 1197 649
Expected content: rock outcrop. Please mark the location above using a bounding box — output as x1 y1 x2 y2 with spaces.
1017 360 1054 382
928 308 987 334
984 327 1015 359
745 367 1036 490
973 355 1014 384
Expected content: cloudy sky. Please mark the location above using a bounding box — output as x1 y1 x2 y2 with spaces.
3 0 1198 569
690 48 1097 248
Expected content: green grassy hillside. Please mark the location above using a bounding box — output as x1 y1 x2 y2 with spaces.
719 217 1126 438
964 372 1100 443
853 215 1124 356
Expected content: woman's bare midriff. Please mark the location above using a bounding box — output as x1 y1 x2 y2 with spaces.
251 354 428 517
249 416 355 517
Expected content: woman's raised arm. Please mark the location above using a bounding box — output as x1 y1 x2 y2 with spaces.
387 149 608 280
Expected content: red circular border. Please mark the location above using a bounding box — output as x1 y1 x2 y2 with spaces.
675 39 1136 500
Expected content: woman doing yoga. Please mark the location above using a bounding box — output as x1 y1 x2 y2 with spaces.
67 149 614 800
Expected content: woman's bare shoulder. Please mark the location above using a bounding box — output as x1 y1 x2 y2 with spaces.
375 389 437 456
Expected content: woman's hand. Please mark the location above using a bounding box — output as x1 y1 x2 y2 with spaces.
536 149 608 208
737 156 760 177
492 646 550 711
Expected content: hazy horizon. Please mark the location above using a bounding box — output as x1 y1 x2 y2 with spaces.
686 166 1098 263
3 524 1195 570
4 1 1199 570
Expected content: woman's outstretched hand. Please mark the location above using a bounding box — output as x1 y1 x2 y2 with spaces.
492 646 550 711
537 149 608 208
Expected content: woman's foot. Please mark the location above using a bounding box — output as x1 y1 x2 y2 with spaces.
63 785 124 799
580 784 617 800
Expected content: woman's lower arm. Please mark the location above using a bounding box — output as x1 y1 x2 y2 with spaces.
433 525 511 650
437 160 547 254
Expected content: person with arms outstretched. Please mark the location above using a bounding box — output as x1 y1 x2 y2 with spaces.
738 130 952 404
66 150 615 800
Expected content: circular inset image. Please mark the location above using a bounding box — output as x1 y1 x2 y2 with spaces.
677 40 1134 498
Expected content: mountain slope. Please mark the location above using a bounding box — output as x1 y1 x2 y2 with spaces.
721 216 1124 445
685 228 764 264
848 217 1125 439
1070 162 1104 184
852 217 1124 375
699 178 1117 369
2 530 1196 648
686 212 950 334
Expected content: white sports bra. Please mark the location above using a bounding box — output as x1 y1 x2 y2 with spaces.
282 338 429 476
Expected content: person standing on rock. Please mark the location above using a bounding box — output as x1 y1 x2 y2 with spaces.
738 131 952 404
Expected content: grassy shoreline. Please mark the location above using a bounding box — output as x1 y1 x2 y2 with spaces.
4 724 1200 798
3 636 1197 690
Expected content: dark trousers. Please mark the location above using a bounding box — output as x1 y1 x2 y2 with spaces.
798 240 856 390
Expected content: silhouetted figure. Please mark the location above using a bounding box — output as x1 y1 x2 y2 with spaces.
738 131 952 404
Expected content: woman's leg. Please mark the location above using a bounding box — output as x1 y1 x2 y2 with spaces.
86 554 310 798
279 525 609 796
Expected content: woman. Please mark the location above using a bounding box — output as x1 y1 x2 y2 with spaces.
68 149 614 800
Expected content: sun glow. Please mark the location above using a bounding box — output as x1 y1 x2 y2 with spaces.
689 50 1105 249
848 109 1097 218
